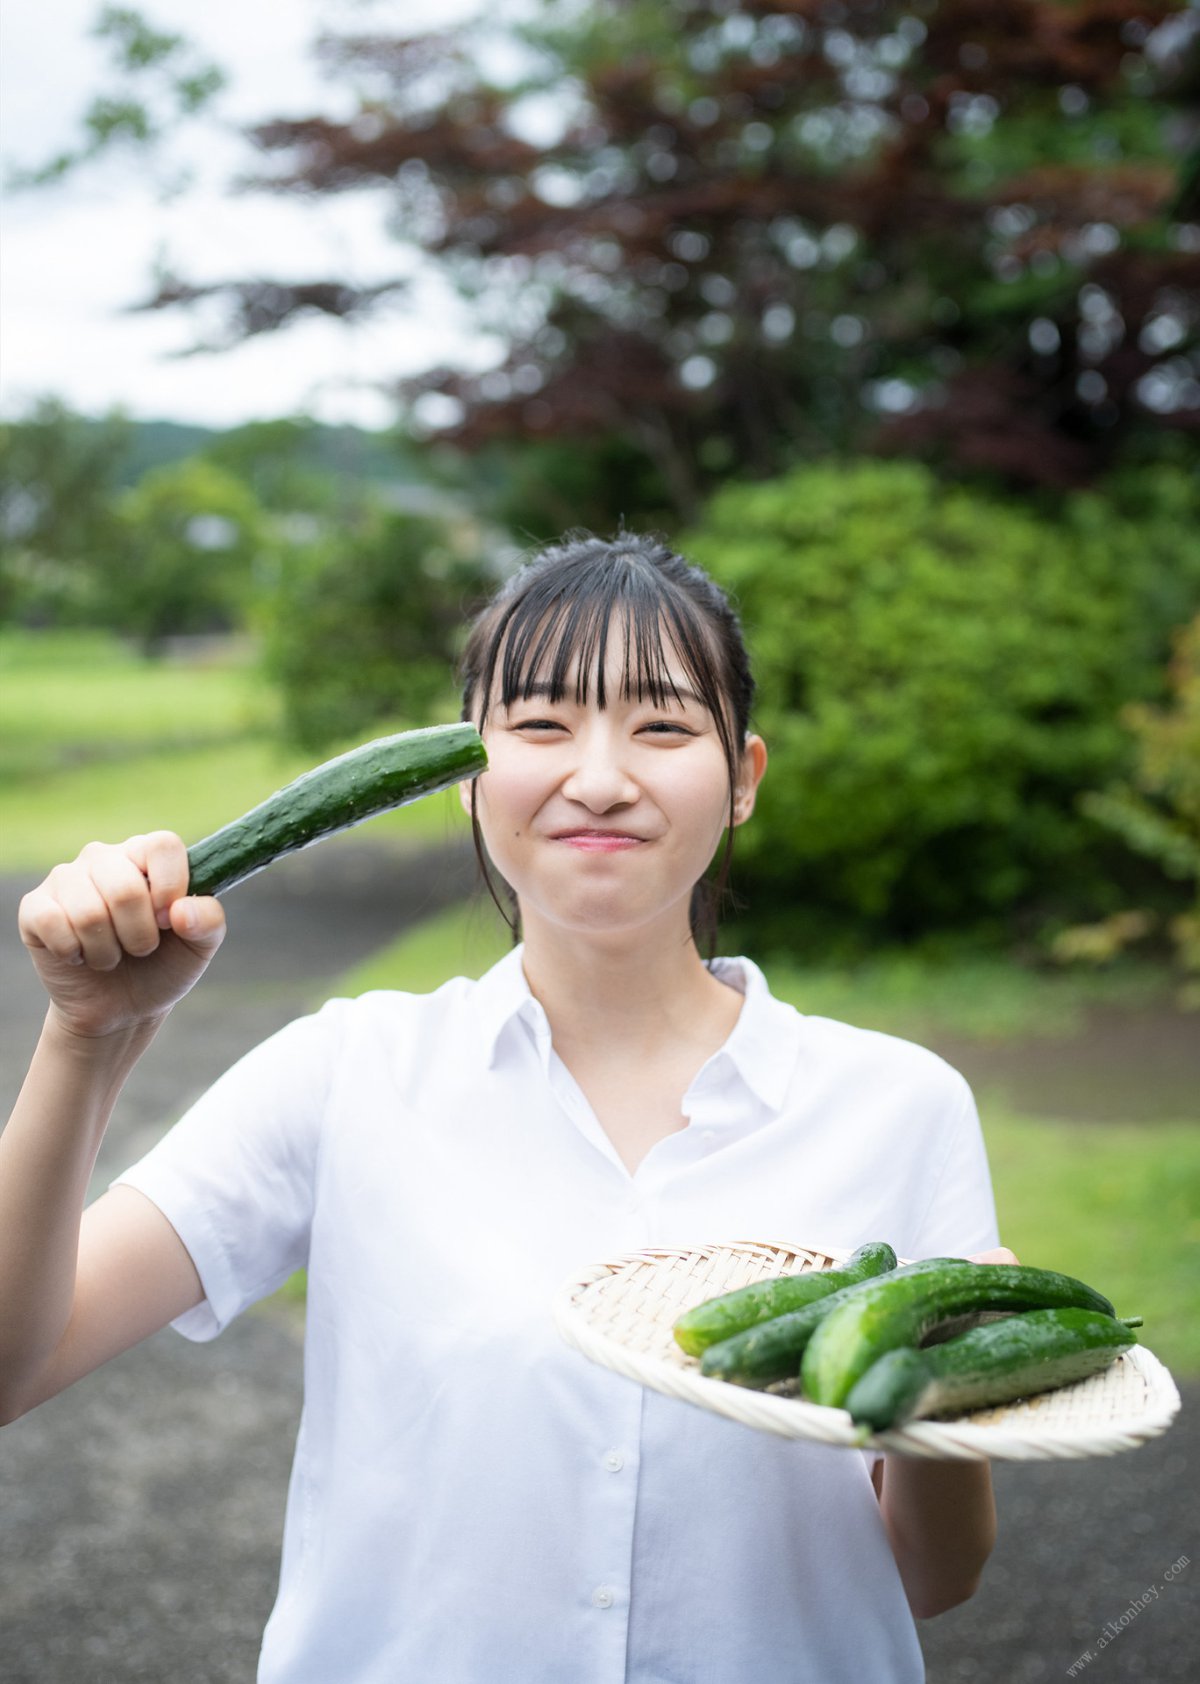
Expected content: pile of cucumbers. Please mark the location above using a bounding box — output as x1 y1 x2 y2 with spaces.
672 1243 1141 1433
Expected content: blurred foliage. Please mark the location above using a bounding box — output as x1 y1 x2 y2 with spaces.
108 459 268 652
197 418 433 512
9 0 1199 957
262 509 495 748
44 0 1198 528
0 399 497 756
1053 614 1200 1002
460 431 678 547
0 400 130 624
200 418 342 515
684 457 1200 946
6 5 225 189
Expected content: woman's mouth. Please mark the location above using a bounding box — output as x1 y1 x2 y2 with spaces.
554 831 645 852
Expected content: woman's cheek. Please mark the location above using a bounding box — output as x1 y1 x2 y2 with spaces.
473 769 542 872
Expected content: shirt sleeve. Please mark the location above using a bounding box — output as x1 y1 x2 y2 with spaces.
906 1074 1001 1261
111 996 348 1341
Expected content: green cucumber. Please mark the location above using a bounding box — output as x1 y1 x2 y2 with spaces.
673 1241 897 1358
801 1261 1118 1410
844 1308 1139 1432
699 1256 959 1389
186 723 487 897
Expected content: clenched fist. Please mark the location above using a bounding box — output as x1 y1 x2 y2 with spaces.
18 831 225 1040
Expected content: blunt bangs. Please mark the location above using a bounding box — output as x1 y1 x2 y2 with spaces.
473 551 738 769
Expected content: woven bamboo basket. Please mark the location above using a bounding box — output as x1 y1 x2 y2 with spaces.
552 1238 1181 1462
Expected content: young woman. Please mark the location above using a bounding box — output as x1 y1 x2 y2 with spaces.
1 532 1010 1683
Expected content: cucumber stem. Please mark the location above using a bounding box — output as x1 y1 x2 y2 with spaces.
1121 1315 1144 1329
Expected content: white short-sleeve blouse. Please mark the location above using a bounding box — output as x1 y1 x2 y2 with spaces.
115 946 1000 1684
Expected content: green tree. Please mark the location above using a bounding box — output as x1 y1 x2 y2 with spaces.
0 399 131 625
264 507 495 748
106 459 267 651
9 4 225 187
31 0 1195 529
198 418 341 515
683 458 1200 948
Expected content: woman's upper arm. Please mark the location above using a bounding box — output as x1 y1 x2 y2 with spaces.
8 1185 203 1421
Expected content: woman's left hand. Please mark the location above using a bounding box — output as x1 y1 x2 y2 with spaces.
966 1247 1020 1264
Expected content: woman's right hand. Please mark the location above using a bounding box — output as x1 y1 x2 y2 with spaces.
17 832 226 1041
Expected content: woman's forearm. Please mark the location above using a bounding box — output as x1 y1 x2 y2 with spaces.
878 1455 997 1619
0 1010 159 1408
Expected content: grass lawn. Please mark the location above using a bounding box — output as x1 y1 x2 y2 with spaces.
328 900 1200 1377
0 629 273 777
0 629 470 871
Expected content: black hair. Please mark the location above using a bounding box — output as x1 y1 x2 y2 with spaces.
458 529 756 958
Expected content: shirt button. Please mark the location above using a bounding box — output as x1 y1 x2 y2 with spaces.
603 1449 625 1472
592 1586 614 1609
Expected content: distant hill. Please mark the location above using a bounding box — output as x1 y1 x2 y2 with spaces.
116 421 219 483
114 418 430 490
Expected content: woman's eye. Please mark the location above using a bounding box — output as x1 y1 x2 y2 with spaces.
640 721 695 736
513 718 565 733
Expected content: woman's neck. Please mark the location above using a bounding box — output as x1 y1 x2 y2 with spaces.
518 916 742 1063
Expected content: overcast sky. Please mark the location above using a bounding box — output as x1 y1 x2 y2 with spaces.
0 0 498 429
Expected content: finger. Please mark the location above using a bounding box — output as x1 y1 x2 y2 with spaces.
87 846 162 959
126 831 190 929
54 877 124 972
167 895 226 956
966 1247 1020 1266
18 885 85 965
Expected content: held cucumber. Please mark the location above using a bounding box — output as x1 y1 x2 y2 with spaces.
673 1241 897 1358
699 1256 960 1389
801 1261 1118 1410
186 723 487 897
843 1307 1139 1432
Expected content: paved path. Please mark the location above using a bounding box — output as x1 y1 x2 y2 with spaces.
1 843 1194 1682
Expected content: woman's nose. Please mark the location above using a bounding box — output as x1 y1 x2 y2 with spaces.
561 731 639 810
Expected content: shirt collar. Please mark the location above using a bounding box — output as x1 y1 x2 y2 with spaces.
475 943 549 1063
473 944 803 1117
696 954 803 1113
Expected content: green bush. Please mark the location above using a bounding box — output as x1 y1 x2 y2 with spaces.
684 459 1200 947
264 508 494 748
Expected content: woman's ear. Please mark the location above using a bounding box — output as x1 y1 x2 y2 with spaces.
732 735 768 826
458 778 475 818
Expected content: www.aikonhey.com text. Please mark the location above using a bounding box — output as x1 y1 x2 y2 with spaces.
1065 1552 1190 1675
